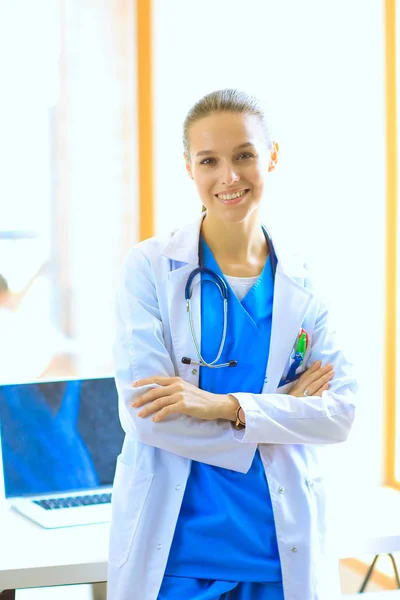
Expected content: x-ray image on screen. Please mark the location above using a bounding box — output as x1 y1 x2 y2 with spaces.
0 378 124 498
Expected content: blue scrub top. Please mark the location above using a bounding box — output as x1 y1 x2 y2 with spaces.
165 235 282 583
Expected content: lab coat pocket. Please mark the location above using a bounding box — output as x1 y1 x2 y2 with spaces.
278 328 313 389
109 457 154 568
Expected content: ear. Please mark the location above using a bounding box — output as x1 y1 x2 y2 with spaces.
184 153 194 179
268 141 280 172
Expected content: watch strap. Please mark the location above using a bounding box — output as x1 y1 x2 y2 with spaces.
233 405 245 430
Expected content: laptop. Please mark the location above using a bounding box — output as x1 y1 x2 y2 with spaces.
0 377 124 528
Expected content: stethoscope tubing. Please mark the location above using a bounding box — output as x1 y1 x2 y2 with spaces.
182 226 277 369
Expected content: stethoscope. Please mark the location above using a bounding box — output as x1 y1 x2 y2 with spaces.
181 227 278 369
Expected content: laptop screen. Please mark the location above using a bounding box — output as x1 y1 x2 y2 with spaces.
0 377 124 498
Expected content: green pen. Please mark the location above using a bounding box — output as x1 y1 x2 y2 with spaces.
296 332 307 365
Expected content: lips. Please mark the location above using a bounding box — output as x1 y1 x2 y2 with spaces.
216 189 249 205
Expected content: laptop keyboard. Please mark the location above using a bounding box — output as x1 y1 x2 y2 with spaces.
33 493 112 510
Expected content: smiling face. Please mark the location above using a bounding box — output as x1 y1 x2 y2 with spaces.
185 111 277 224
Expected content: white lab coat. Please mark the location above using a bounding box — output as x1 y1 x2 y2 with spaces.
107 213 357 600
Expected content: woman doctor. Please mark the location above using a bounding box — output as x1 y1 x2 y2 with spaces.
108 89 357 600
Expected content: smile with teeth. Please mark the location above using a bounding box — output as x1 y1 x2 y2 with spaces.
216 189 248 201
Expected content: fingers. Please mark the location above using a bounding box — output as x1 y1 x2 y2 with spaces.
152 403 183 422
313 382 330 396
132 376 180 388
306 369 334 396
291 361 334 398
131 379 185 419
300 362 333 387
297 361 322 382
307 360 322 373
132 381 181 408
136 394 179 418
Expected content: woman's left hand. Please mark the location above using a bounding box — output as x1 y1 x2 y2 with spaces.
131 376 238 422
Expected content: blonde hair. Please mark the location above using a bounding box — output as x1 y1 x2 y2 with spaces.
183 88 273 159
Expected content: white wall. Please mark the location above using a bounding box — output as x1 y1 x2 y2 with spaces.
63 0 138 377
153 0 386 487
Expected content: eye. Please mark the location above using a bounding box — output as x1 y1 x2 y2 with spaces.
200 157 216 165
236 152 254 160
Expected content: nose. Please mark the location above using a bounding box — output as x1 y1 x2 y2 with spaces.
219 162 240 186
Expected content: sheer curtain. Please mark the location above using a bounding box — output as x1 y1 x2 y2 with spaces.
0 0 61 383
0 0 138 383
54 0 138 377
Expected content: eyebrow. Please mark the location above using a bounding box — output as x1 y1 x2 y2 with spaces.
195 142 255 157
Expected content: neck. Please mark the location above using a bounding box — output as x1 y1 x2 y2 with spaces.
200 211 267 265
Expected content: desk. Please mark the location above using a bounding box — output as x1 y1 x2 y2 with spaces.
0 507 108 596
0 486 399 597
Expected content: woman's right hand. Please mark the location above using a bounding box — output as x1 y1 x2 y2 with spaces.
290 361 334 398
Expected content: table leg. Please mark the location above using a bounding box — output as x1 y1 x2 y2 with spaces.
0 591 16 600
359 553 400 592
92 582 107 600
358 555 379 593
388 553 400 588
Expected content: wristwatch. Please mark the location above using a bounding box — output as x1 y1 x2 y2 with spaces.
233 405 246 430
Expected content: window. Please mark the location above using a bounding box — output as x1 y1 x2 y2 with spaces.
0 1 138 383
0 1 61 383
386 0 399 489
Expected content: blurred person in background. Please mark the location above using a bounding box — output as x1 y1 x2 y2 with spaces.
0 266 44 312
0 263 70 383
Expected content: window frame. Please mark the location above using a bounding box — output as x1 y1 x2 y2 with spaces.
384 0 399 490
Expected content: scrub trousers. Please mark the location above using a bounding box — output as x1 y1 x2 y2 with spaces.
157 576 285 600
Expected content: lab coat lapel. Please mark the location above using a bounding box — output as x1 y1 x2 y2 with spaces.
167 263 201 381
162 214 314 390
265 267 313 392
163 216 204 381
